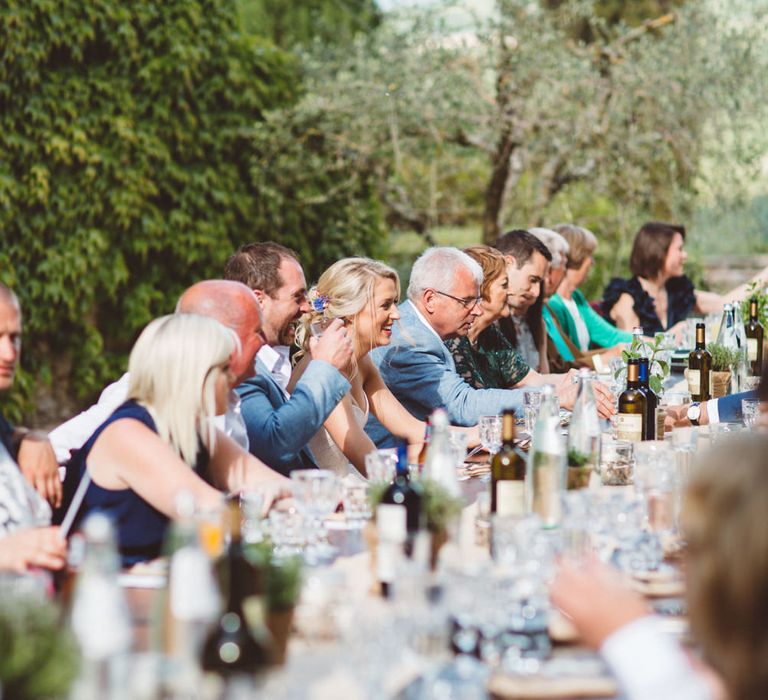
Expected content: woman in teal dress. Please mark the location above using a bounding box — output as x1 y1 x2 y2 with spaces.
445 245 574 391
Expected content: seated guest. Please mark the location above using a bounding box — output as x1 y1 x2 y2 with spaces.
546 224 633 362
551 434 768 700
495 230 551 372
0 284 65 571
368 247 615 448
59 314 287 567
290 258 449 477
445 245 582 400
49 280 266 461
225 243 354 475
602 221 768 334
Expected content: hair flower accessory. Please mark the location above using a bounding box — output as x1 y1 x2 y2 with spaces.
307 287 331 314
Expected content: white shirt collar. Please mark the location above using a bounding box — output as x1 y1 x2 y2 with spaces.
407 299 445 344
257 345 291 391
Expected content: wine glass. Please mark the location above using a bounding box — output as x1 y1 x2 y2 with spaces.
478 415 502 456
290 470 339 563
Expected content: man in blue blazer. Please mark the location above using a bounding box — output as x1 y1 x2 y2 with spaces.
226 243 353 475
367 247 548 446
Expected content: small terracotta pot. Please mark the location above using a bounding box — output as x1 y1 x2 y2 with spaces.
266 607 295 665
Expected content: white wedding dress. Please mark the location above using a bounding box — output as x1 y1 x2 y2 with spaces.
308 391 369 480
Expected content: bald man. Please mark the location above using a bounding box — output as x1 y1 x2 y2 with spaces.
49 280 266 462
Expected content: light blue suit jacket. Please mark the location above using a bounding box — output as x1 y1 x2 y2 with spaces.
367 300 528 446
236 357 350 476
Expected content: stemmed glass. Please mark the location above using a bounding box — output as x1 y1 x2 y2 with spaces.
290 470 339 563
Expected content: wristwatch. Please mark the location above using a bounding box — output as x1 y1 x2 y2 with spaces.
687 402 701 426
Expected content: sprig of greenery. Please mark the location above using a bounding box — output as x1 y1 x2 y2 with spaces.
707 342 741 373
0 594 80 699
616 332 671 394
740 285 768 329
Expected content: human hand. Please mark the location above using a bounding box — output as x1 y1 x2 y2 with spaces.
309 319 354 371
17 433 63 508
550 557 649 650
556 377 615 418
0 526 68 573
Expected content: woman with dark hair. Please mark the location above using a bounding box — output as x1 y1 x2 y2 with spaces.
445 245 615 417
601 221 767 334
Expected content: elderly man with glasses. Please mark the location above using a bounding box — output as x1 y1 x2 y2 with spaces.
366 247 531 446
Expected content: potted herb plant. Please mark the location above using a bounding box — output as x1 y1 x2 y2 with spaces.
244 542 303 665
707 342 740 398
366 478 464 571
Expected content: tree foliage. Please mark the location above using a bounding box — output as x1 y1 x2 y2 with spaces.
0 0 385 423
236 0 382 49
296 0 768 286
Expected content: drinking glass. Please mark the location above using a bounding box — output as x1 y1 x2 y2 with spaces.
560 491 592 565
309 317 335 337
599 436 634 486
709 421 739 446
742 398 760 429
478 415 502 455
239 490 265 544
449 431 469 468
342 479 370 527
268 506 306 558
634 442 676 535
523 392 542 435
364 448 397 482
290 470 339 562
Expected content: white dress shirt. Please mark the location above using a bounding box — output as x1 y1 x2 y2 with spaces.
49 372 249 464
601 616 714 700
257 344 292 394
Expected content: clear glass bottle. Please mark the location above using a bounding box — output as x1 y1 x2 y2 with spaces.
732 301 750 391
567 369 600 489
161 492 221 695
69 513 132 700
527 386 565 527
423 408 461 497
631 326 649 359
716 303 740 392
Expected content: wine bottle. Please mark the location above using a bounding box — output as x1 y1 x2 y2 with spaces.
381 441 423 555
617 359 645 442
491 409 526 515
567 369 600 489
201 499 271 678
745 298 764 376
527 386 565 528
638 358 656 441
688 322 712 401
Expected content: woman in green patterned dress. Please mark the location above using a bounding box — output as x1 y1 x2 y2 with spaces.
445 245 575 391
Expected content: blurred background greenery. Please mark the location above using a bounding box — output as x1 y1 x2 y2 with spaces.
1 0 767 424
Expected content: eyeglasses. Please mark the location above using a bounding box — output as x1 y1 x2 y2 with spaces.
431 289 483 309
